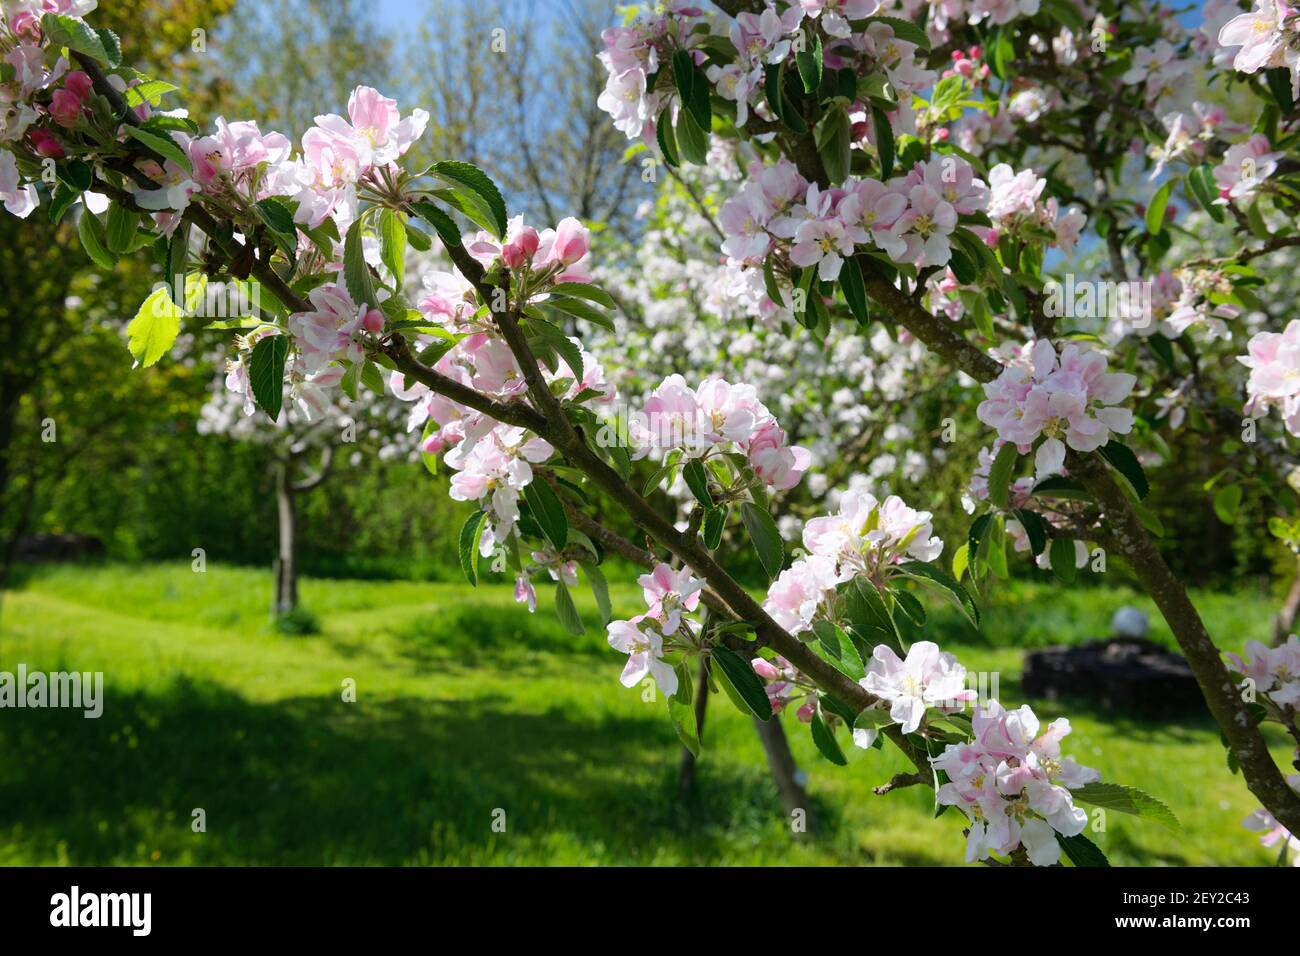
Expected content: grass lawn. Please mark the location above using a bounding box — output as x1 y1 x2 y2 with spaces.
0 561 1291 866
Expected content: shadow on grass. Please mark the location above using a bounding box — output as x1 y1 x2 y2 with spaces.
0 676 881 865
380 600 610 671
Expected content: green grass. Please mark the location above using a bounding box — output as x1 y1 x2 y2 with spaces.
0 562 1290 866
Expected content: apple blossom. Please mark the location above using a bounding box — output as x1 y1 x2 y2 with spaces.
977 339 1136 478
607 615 679 697
1239 320 1300 436
853 641 976 746
932 700 1101 865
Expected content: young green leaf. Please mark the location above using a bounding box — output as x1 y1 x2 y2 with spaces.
126 285 182 368
525 480 569 551
810 710 848 766
247 333 289 420
987 441 1019 508
458 509 489 586
554 580 585 636
740 501 784 579
343 218 378 307
711 645 772 720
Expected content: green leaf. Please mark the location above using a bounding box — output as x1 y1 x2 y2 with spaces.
1071 782 1180 831
796 33 823 93
1186 165 1225 223
123 79 178 108
987 441 1019 509
1056 832 1110 867
1030 475 1093 502
1265 67 1295 114
549 282 616 310
1099 440 1149 499
740 501 784 580
845 577 899 645
1145 179 1175 236
763 255 787 310
426 160 508 237
951 542 970 582
546 295 616 332
702 506 725 550
95 27 122 67
814 104 852 185
525 480 568 551
554 580 585 636
711 646 772 720
811 710 848 766
343 218 377 307
458 509 489 586
668 695 700 756
1048 535 1078 583
123 125 192 173
871 105 894 179
40 13 111 64
1213 484 1242 525
894 589 926 627
655 108 679 167
1013 509 1048 556
675 107 708 165
898 561 980 630
126 285 182 368
408 200 463 248
813 621 864 680
77 208 114 269
379 209 406 287
581 561 612 625
672 49 712 132
683 458 713 507
839 255 870 324
105 201 139 254
247 333 289 420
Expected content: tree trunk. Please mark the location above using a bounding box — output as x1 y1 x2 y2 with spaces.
1272 555 1300 647
753 714 812 834
273 458 298 615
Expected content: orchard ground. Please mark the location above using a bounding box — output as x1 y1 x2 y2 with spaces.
0 562 1289 866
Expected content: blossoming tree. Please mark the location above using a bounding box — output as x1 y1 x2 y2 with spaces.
5 0 1300 865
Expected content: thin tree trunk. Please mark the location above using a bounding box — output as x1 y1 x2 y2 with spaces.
273 458 298 615
753 714 812 834
1272 555 1300 647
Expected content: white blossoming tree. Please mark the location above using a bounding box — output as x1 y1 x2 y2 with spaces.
6 0 1300 865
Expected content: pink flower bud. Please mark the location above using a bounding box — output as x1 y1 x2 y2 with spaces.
50 89 83 128
64 71 93 100
796 701 816 723
362 308 385 332
752 659 780 680
29 128 64 158
551 216 589 266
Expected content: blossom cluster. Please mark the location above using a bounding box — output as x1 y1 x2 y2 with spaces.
1243 774 1300 867
763 488 941 636
1216 0 1300 98
1239 320 1300 437
631 373 812 491
932 700 1102 866
976 339 1136 479
605 562 706 698
853 640 975 743
1226 635 1300 712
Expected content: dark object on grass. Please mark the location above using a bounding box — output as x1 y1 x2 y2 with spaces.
14 533 106 563
1023 637 1205 716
